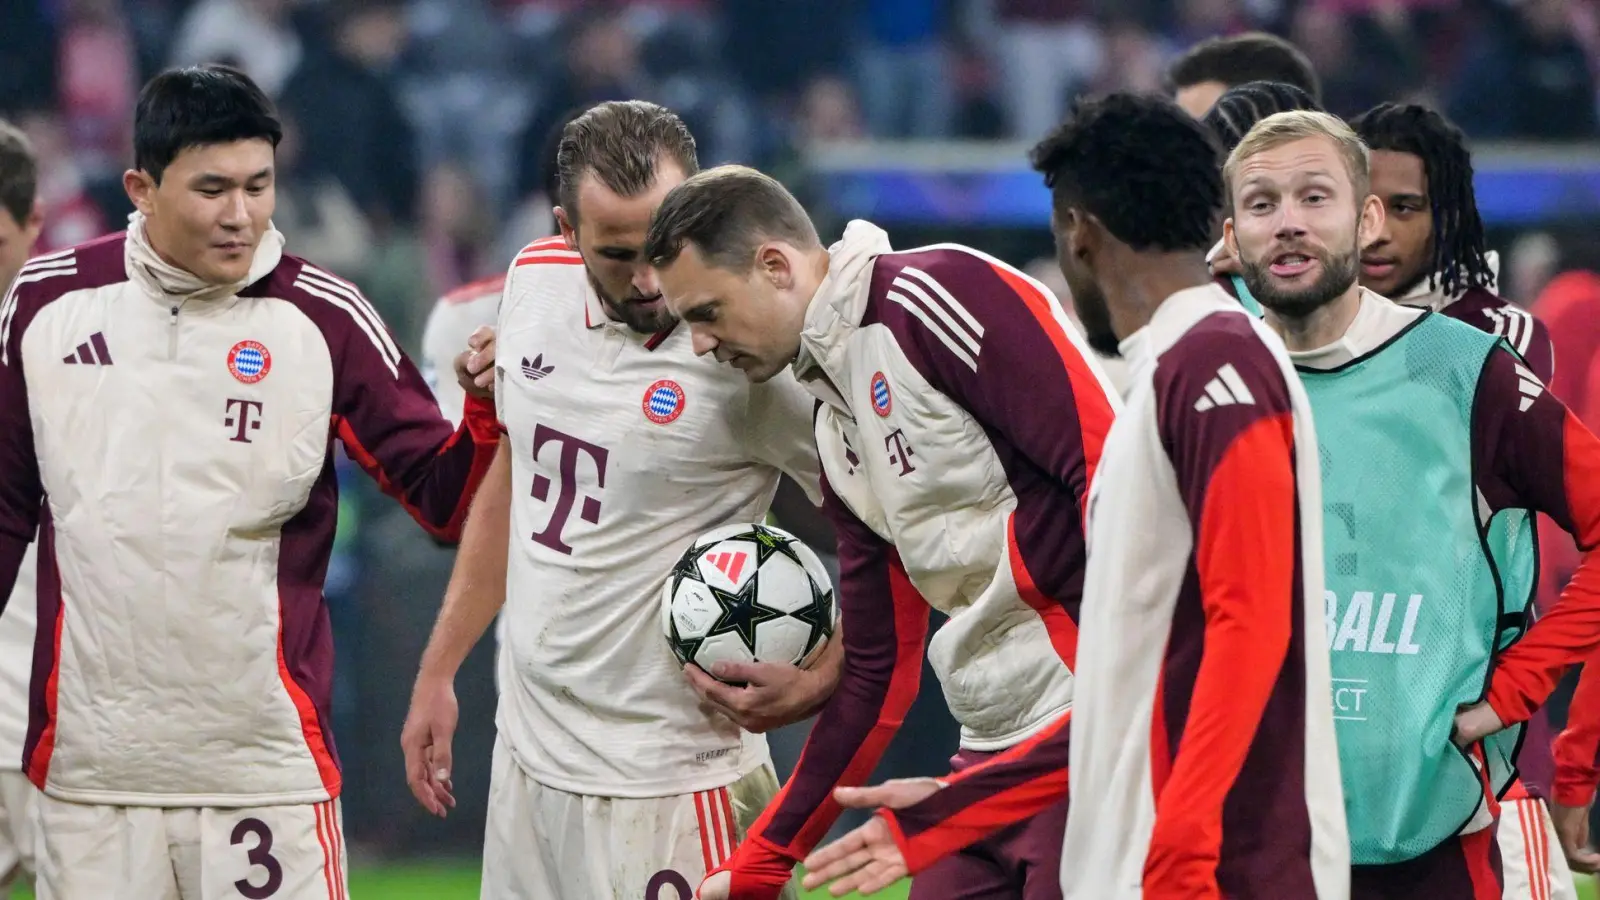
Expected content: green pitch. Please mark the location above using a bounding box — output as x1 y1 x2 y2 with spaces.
9 865 1595 898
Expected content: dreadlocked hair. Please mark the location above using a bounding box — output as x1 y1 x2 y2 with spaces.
1204 81 1323 154
1350 102 1493 297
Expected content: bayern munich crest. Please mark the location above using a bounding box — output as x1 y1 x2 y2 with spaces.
227 340 272 384
643 379 686 424
870 371 892 417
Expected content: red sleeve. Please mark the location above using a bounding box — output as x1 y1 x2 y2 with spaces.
1476 348 1600 724
1553 652 1600 806
1144 327 1300 898
720 474 929 898
879 709 1071 873
289 265 500 543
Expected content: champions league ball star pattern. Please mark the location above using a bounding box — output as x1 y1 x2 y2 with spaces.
661 523 838 681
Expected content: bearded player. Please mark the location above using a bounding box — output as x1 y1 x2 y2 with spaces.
400 101 835 900
1224 109 1600 898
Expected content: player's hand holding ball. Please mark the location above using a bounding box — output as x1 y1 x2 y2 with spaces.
663 524 842 732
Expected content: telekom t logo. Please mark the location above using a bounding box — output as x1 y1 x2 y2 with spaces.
885 428 917 476
225 398 264 443
529 422 610 555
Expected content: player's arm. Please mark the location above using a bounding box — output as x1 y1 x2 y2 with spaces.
1468 347 1600 728
1142 340 1301 898
329 283 499 544
1525 313 1556 385
0 284 44 609
402 437 512 816
1554 653 1600 808
712 475 929 898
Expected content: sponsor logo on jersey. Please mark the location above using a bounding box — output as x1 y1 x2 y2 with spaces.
1324 590 1424 656
521 354 554 380
62 331 114 365
227 340 271 384
643 379 686 424
870 371 892 417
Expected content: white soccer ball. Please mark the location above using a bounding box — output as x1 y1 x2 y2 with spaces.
660 523 838 682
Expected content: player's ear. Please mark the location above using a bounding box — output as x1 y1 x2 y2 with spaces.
757 242 793 289
1222 217 1238 259
1357 193 1385 251
553 206 578 251
123 168 157 217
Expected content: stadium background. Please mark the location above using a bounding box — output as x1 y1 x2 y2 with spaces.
7 0 1600 895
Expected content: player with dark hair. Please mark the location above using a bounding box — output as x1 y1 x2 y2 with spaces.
644 155 1119 899
0 65 499 898
0 115 41 900
400 100 830 899
1201 80 1326 306
1351 103 1554 378
1350 100 1567 900
1169 32 1321 118
1224 109 1600 899
801 93 1348 900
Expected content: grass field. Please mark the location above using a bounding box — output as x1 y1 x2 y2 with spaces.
11 863 1595 898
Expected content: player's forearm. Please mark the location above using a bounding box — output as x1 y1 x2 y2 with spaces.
1553 651 1600 806
417 439 512 680
1487 552 1600 724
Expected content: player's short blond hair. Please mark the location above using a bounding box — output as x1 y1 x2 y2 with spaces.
1224 110 1370 202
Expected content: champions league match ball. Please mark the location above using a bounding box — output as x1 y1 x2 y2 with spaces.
660 523 838 682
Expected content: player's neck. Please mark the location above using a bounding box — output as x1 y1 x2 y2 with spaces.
1108 254 1214 342
1267 285 1364 352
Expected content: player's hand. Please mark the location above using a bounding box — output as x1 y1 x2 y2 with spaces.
1551 799 1600 873
1451 701 1506 746
401 674 459 817
800 779 942 896
1209 246 1242 277
454 326 496 400
695 870 730 899
684 636 843 733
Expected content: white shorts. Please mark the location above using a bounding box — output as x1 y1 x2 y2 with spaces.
34 792 348 900
0 771 37 898
1500 795 1578 900
482 734 798 900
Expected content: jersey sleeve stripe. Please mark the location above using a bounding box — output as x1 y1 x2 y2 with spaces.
514 252 584 267
292 278 401 377
1 264 80 364
1007 512 1078 669
985 263 1115 512
899 266 986 342
887 289 978 371
892 273 982 352
297 264 403 366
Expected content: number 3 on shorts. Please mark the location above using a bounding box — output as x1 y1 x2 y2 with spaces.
231 818 284 898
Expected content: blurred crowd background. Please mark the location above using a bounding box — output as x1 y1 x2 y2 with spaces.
7 0 1600 865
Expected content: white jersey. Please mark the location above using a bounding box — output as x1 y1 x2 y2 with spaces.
421 275 503 426
493 237 823 797
0 541 33 770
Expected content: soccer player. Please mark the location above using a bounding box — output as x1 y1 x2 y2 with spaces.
0 65 498 898
1351 100 1569 900
0 117 42 900
1169 32 1322 119
645 161 1119 899
1225 109 1600 898
800 92 1349 900
398 100 833 900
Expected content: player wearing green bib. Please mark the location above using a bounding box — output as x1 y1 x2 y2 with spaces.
1224 109 1600 899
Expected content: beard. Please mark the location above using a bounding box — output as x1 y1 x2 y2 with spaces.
1240 242 1360 319
1071 286 1122 358
591 274 678 335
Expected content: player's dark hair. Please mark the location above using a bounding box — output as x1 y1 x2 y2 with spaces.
134 65 282 184
557 100 699 225
1351 102 1493 296
1030 93 1222 253
1204 81 1323 154
1170 32 1321 103
0 119 37 227
644 165 820 272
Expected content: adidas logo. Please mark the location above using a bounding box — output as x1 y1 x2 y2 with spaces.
521 354 554 380
1193 363 1255 412
1514 362 1543 412
62 332 114 365
706 551 748 584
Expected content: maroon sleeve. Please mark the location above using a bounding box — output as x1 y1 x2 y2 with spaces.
0 278 47 608
273 261 499 543
1526 315 1556 386
1475 347 1600 723
720 473 930 898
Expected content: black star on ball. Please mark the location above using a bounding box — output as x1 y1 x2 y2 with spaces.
668 545 704 596
790 576 836 656
669 613 703 667
705 571 787 655
736 524 807 570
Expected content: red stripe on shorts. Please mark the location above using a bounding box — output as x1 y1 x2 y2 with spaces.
694 791 715 872
720 786 739 854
